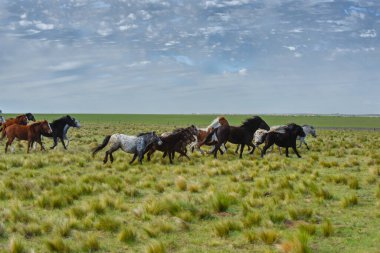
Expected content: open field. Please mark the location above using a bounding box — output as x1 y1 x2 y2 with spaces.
0 115 380 253
3 114 380 129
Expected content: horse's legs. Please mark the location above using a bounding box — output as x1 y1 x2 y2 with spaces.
50 136 58 149
235 145 239 154
5 137 15 153
292 145 302 158
60 137 67 150
129 154 138 164
285 147 289 157
261 140 274 158
303 141 310 150
239 144 245 159
248 143 256 155
138 152 144 164
278 146 282 155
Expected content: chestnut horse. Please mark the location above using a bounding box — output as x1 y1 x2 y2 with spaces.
190 116 229 154
0 113 35 139
4 120 52 153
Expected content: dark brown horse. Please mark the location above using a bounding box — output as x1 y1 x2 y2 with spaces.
0 113 35 139
261 123 305 158
146 129 195 164
228 116 270 158
4 120 52 153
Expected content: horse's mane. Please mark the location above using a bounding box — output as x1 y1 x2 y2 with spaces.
52 115 72 124
137 132 152 137
240 116 263 129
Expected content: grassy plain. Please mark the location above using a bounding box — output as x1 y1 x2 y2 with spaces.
0 114 379 253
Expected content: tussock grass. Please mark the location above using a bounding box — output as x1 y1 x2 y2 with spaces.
277 231 312 253
81 234 100 252
45 236 71 253
145 240 166 253
118 226 138 243
341 194 359 208
213 220 241 238
258 229 280 245
321 219 334 237
8 237 26 253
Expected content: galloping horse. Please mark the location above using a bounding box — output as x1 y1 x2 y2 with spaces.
298 125 317 149
261 123 305 158
41 115 81 149
0 113 35 139
190 116 229 154
4 120 52 153
228 116 270 158
92 132 162 164
200 117 231 159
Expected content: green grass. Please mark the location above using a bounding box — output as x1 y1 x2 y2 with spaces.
3 113 380 128
0 115 379 252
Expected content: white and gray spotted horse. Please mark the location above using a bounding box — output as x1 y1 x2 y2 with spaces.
92 132 162 164
298 125 317 149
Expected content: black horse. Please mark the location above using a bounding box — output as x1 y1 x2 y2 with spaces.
261 123 305 158
41 115 81 149
228 116 270 158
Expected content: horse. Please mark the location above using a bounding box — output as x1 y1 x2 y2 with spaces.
159 125 198 160
200 117 231 159
92 132 163 164
298 125 317 149
190 116 229 154
232 116 270 156
0 116 5 128
261 123 305 158
41 115 81 149
4 120 52 153
0 114 30 140
146 129 195 164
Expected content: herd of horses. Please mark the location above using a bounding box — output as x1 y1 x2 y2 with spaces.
0 113 317 165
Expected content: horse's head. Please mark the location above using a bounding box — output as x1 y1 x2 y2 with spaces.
149 131 163 146
17 115 28 125
66 115 81 128
306 125 317 138
189 125 199 135
25 113 36 122
41 120 53 134
218 116 229 126
253 129 268 146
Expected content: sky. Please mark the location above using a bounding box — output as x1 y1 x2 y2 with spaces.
0 0 379 114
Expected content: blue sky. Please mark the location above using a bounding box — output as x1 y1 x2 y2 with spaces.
0 0 379 114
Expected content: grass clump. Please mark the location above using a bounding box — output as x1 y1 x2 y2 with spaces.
211 192 235 212
277 231 312 253
145 240 166 253
258 229 280 245
8 237 26 253
341 194 358 208
213 220 241 238
175 176 187 191
81 234 100 252
321 219 334 237
118 226 138 243
242 212 262 228
288 207 313 221
45 236 71 253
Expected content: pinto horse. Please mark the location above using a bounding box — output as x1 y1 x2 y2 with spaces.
200 117 231 159
261 123 305 158
190 116 229 154
4 120 52 153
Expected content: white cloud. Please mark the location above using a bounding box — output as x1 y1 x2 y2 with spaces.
48 61 85 71
34 21 54 30
359 29 377 38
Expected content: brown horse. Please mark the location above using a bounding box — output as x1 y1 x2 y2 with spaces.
191 116 229 154
4 120 52 153
0 114 30 139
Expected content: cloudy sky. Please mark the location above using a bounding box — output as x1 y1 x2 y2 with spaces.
0 0 379 114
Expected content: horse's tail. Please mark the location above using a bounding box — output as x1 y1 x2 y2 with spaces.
92 135 111 157
198 128 218 147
